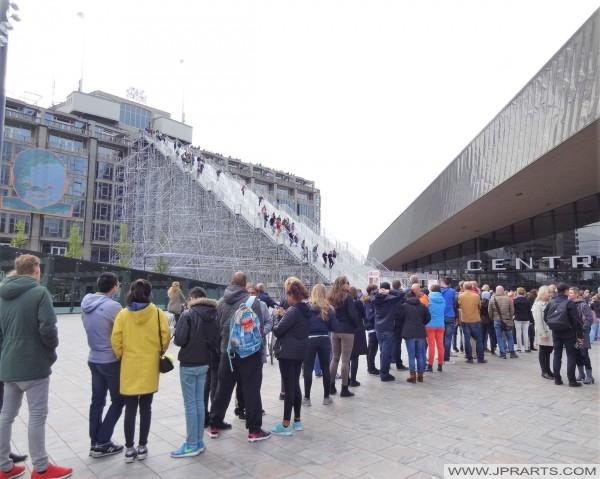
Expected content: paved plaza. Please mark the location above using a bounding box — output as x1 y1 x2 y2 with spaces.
8 314 600 479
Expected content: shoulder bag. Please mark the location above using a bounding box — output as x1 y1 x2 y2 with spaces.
493 298 514 331
158 309 174 373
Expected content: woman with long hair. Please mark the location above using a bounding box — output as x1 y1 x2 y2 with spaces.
167 281 186 324
532 285 553 380
112 279 171 463
328 276 359 398
303 284 336 406
271 277 311 436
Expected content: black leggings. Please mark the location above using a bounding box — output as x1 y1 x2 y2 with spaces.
124 394 153 448
278 358 302 422
538 345 553 375
303 336 331 399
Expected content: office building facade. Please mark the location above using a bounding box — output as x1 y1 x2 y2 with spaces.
369 10 600 290
1 91 321 263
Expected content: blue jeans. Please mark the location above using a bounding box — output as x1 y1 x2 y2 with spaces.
88 361 124 446
180 365 209 448
461 323 484 361
405 338 426 373
590 322 599 343
443 318 455 361
376 330 394 377
494 321 515 355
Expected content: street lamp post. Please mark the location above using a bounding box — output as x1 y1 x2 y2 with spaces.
0 0 20 157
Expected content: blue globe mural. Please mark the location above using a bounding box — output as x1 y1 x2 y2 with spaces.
1 148 73 216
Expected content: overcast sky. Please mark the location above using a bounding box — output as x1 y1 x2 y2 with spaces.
6 0 599 256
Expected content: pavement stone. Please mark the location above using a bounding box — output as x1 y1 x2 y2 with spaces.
5 314 598 478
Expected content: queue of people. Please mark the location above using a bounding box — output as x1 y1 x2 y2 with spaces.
0 254 596 478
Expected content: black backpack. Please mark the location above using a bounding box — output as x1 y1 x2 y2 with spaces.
545 300 571 332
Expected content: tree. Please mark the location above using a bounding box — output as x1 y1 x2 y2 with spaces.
65 224 83 259
154 256 169 274
11 220 27 248
115 224 132 267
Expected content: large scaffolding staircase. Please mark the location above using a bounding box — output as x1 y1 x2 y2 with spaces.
144 133 375 287
119 136 327 291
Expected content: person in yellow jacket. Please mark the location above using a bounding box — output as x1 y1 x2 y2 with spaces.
111 279 170 464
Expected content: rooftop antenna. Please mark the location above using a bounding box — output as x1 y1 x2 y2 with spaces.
76 11 85 92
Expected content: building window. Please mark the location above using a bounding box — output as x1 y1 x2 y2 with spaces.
113 204 123 220
70 199 84 218
115 165 125 182
48 134 84 153
93 223 110 241
95 182 112 200
91 246 111 263
114 185 124 200
94 203 112 221
119 103 152 129
4 125 32 142
8 214 30 234
70 180 85 196
0 165 10 186
43 218 63 237
96 161 114 181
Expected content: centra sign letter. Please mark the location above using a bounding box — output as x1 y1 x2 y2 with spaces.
466 255 593 272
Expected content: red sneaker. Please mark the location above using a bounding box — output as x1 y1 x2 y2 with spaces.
31 464 73 479
0 464 25 479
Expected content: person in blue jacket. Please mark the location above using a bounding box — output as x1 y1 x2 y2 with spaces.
425 284 446 372
440 278 457 362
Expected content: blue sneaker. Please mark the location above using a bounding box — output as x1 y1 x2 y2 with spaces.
170 442 205 458
271 423 293 436
293 421 304 431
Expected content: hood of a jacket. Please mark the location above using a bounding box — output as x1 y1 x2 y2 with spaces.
429 291 444 305
0 276 38 301
223 285 248 305
189 297 218 321
293 301 312 318
374 292 395 304
405 296 420 306
124 303 158 324
81 293 113 313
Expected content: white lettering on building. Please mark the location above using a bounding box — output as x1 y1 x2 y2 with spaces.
464 255 597 272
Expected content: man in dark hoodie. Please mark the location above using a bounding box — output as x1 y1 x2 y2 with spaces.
0 255 72 479
373 282 404 382
390 280 407 371
207 272 271 442
81 272 125 458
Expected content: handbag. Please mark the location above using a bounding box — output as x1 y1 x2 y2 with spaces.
493 298 514 331
158 309 174 373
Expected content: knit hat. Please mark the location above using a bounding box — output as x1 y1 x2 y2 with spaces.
380 282 391 290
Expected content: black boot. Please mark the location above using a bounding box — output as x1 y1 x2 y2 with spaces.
340 385 354 397
583 367 595 384
576 365 585 381
330 382 337 395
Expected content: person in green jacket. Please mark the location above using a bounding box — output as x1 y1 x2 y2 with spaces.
0 254 73 479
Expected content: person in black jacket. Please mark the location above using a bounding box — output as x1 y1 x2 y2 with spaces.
172 287 220 457
328 276 359 397
348 287 367 387
363 284 379 375
544 283 584 387
303 284 336 406
390 280 408 371
271 277 311 436
373 282 404 382
513 287 533 353
400 293 431 383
